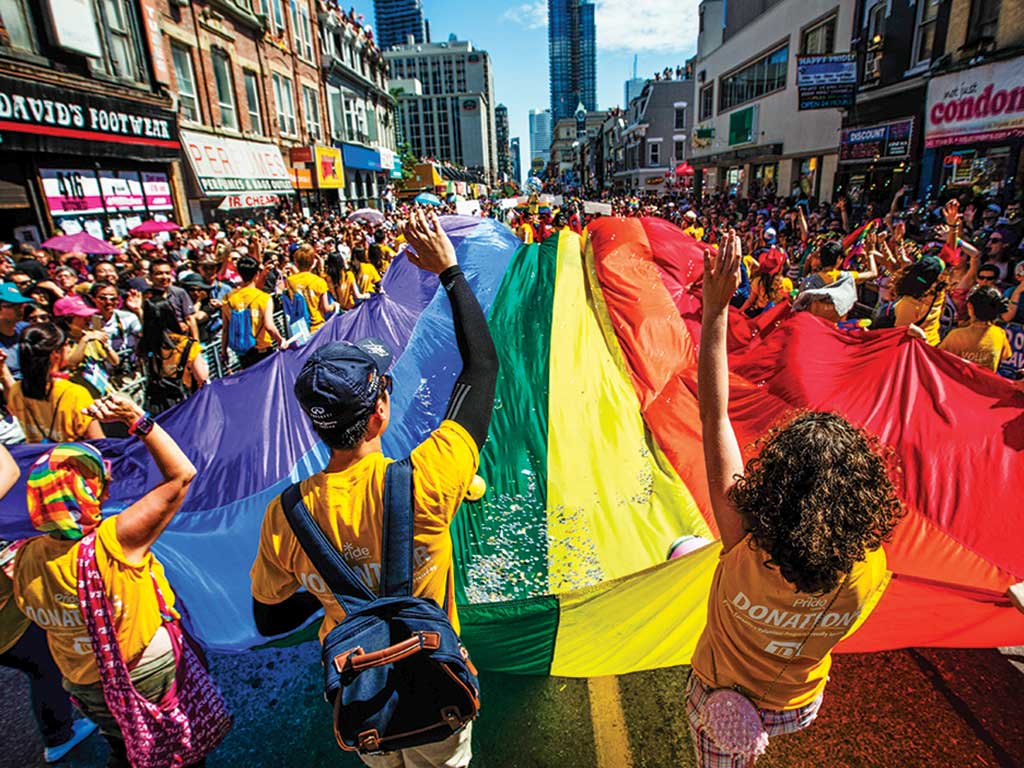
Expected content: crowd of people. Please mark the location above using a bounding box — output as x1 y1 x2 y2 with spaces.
0 182 1020 768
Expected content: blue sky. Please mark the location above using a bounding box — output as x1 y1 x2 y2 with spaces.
349 0 700 181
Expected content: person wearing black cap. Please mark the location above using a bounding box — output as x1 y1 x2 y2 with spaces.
250 210 496 768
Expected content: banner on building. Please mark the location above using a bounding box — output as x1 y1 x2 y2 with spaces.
217 193 281 210
925 56 1024 148
180 129 292 196
40 168 105 215
839 119 914 163
314 146 344 189
142 172 173 210
797 53 857 110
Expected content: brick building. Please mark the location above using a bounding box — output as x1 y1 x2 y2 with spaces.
0 0 181 242
155 0 333 220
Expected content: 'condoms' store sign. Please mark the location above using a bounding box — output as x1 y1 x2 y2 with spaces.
925 56 1024 148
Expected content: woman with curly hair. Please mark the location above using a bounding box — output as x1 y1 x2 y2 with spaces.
687 230 903 767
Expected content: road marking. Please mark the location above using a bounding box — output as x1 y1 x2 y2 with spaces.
588 676 633 768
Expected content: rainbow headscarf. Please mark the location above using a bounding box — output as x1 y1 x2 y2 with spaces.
27 444 109 540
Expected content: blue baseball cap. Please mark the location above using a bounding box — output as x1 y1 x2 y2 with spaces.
295 339 394 433
0 282 31 304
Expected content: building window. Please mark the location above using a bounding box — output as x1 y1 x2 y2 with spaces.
171 44 200 122
272 73 296 135
648 141 660 166
299 5 314 60
674 107 686 130
674 140 686 162
98 0 144 82
327 85 344 140
801 15 836 54
967 0 1000 44
699 84 714 120
0 0 36 52
912 0 941 66
719 45 788 112
243 70 263 134
302 85 321 141
211 50 238 130
262 0 285 36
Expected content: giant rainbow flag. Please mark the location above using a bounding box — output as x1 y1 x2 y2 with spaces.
1 216 1022 677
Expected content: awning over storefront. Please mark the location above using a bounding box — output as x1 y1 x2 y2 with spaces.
341 143 382 172
180 128 292 197
0 76 179 161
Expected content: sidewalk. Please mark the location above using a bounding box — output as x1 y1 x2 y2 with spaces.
2 645 1021 767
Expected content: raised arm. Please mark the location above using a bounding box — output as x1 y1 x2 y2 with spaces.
83 394 196 562
403 209 498 448
698 231 747 552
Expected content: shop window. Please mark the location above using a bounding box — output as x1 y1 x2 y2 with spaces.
966 0 1000 45
302 85 321 141
797 156 820 198
719 45 788 112
171 44 200 123
912 0 941 66
674 107 686 130
648 141 660 166
212 50 238 131
699 84 714 120
0 0 37 53
273 73 297 136
243 70 263 135
801 15 836 55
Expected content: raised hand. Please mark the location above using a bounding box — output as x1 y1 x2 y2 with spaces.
402 209 457 275
943 198 961 226
702 229 741 314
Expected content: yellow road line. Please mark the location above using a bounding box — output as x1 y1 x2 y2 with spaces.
588 676 633 768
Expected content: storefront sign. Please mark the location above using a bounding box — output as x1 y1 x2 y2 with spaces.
217 193 281 210
925 57 1024 148
139 0 170 84
180 129 292 196
99 170 146 211
728 106 757 146
0 76 178 155
41 168 104 215
314 146 345 189
378 147 396 170
289 167 313 189
341 143 383 172
142 172 173 210
644 176 664 186
290 146 314 163
839 119 914 163
797 54 857 110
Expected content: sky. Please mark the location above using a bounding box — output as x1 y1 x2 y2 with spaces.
348 0 701 182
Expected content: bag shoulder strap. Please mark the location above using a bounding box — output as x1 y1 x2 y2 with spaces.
280 482 375 614
381 457 414 597
175 340 195 377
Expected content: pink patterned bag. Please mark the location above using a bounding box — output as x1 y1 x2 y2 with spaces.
75 533 232 768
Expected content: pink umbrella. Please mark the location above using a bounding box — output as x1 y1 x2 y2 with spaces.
129 220 181 237
40 231 121 255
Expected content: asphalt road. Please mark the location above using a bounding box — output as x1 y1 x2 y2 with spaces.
2 645 1022 768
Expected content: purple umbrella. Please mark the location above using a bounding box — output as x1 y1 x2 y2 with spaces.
347 208 385 225
129 220 181 237
40 231 121 255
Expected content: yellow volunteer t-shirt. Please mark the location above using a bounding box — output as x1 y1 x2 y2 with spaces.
939 322 1011 371
894 291 944 346
13 517 179 685
251 420 478 639
287 272 330 331
0 561 30 655
7 379 96 444
226 284 273 351
691 536 889 710
358 262 382 295
817 268 860 286
332 271 358 311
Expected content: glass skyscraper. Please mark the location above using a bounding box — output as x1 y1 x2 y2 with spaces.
529 108 552 162
548 0 597 121
373 0 429 50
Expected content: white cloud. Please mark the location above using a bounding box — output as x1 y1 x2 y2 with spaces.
595 0 700 54
501 1 548 30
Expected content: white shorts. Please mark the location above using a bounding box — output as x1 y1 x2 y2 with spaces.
358 722 473 768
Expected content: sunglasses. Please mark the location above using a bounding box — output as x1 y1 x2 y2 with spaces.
977 275 998 282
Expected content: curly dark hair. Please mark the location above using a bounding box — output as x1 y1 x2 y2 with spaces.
728 411 905 594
